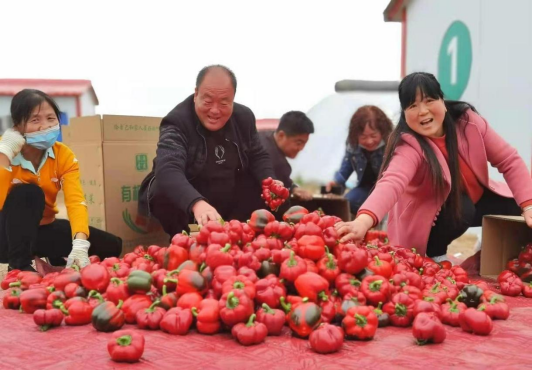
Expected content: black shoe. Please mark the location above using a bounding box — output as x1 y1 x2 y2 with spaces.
8 264 36 272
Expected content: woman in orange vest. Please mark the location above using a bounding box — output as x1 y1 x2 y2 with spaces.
0 89 122 271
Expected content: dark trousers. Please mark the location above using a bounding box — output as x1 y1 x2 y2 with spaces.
0 184 122 268
426 189 521 257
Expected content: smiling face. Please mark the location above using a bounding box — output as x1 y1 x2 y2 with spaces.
194 68 235 131
404 89 446 138
23 101 59 134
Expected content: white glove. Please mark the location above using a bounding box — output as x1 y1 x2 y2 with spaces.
0 128 25 161
66 239 91 268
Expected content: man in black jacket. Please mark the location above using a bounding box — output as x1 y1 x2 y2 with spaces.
138 65 276 236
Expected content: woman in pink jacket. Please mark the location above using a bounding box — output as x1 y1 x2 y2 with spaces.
335 72 532 262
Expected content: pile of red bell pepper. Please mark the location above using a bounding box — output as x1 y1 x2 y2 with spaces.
1 206 525 357
261 177 289 211
497 243 531 297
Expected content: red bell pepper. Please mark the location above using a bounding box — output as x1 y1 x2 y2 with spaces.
264 221 294 241
441 299 467 327
176 270 207 296
319 294 340 323
159 290 178 310
459 307 493 335
161 244 188 271
317 250 341 284
3 288 22 310
342 305 378 340
309 323 344 354
383 292 415 327
219 290 254 327
106 278 130 305
519 243 532 263
212 265 237 297
286 301 322 338
423 282 449 304
205 243 234 270
282 205 309 224
196 220 225 245
413 299 442 319
294 222 323 240
374 302 390 327
122 294 153 324
256 303 285 335
33 308 64 331
130 255 155 273
59 300 93 325
101 257 121 268
255 274 287 309
20 288 48 314
507 258 520 273
304 259 319 273
478 296 509 320
412 312 446 345
222 275 256 299
296 235 326 261
323 227 340 249
191 298 221 334
294 272 329 302
523 283 532 298
338 245 368 275
368 256 393 279
9 271 42 290
337 292 367 321
232 314 268 345
279 251 307 282
400 285 424 301
80 264 110 293
500 276 523 297
136 300 166 330
91 296 125 332
108 263 130 279
52 269 82 292
237 266 258 283
335 273 362 297
45 294 67 311
237 252 261 271
248 209 276 233
160 307 194 335
177 292 203 310
361 275 391 306
208 231 230 246
497 270 517 284
189 242 206 264
1 269 21 290
107 330 145 363
280 295 306 314
64 283 86 298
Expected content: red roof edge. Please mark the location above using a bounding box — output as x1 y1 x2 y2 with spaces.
383 0 407 22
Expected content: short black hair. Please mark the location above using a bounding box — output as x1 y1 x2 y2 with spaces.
196 65 237 93
276 111 315 136
10 89 61 127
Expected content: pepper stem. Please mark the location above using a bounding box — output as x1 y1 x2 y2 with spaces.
88 290 104 304
117 300 124 310
287 251 297 267
39 325 51 332
279 297 291 313
110 277 123 285
246 314 256 327
369 280 383 292
226 291 239 309
374 256 382 266
116 335 132 347
221 244 232 253
146 300 161 312
261 303 275 314
355 313 367 326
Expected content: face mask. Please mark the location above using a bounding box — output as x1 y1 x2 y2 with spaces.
25 124 60 150
359 140 385 151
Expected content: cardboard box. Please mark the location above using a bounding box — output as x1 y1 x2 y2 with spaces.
480 215 532 278
292 195 351 221
62 115 169 254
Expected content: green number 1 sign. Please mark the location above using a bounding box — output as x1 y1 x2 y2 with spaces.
438 21 472 100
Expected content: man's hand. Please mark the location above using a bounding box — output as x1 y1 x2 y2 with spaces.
293 187 313 201
334 214 374 243
192 200 222 227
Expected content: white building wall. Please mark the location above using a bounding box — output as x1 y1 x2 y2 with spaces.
80 91 96 116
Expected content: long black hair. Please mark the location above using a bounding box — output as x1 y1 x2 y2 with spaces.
380 72 477 222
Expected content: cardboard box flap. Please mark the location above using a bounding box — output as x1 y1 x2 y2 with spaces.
484 215 526 223
63 116 102 144
102 115 162 142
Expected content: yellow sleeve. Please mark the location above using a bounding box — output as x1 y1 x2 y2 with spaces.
58 145 90 238
0 166 14 210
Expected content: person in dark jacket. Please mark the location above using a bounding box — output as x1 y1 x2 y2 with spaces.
138 65 277 236
258 111 314 202
326 105 393 215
